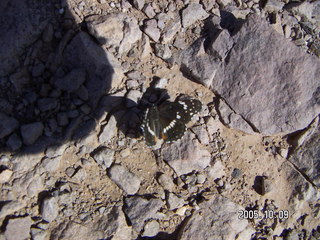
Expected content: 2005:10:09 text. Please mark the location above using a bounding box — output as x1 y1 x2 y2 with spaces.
238 210 289 220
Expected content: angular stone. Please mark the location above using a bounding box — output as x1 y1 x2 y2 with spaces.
157 173 175 191
92 147 115 169
0 113 19 138
143 19 161 42
4 216 32 240
124 196 163 232
142 4 156 18
179 196 250 239
162 132 211 176
289 116 320 187
20 122 44 145
108 164 141 194
181 3 209 28
166 192 185 210
86 14 124 47
86 14 141 55
41 197 59 222
53 69 86 93
161 13 181 43
98 116 117 144
142 220 160 237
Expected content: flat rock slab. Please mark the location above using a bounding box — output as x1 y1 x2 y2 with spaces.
162 132 211 176
216 15 320 134
178 196 251 239
124 196 163 232
181 14 320 135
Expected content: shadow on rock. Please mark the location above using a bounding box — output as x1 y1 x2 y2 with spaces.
0 0 136 155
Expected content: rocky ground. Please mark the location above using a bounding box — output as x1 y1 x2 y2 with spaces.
0 0 320 239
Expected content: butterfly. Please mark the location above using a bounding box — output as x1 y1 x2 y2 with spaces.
141 98 202 146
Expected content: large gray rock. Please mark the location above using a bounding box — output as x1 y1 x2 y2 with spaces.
4 216 32 240
124 196 163 232
178 196 252 239
0 1 58 76
0 113 19 138
161 132 211 176
181 15 320 135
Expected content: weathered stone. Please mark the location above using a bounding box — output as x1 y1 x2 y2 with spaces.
20 122 44 145
157 173 175 191
98 116 117 144
4 216 32 240
183 15 320 135
86 14 124 47
161 13 181 43
289 116 320 187
108 164 141 194
142 220 160 237
154 43 172 60
143 19 161 42
72 167 86 182
142 3 156 18
178 196 250 239
0 113 19 138
92 147 115 169
167 192 185 210
264 0 285 12
181 3 209 28
86 14 141 55
162 132 211 176
124 196 163 232
41 197 59 222
53 69 86 93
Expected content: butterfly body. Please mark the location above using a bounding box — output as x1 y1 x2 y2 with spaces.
141 98 202 146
